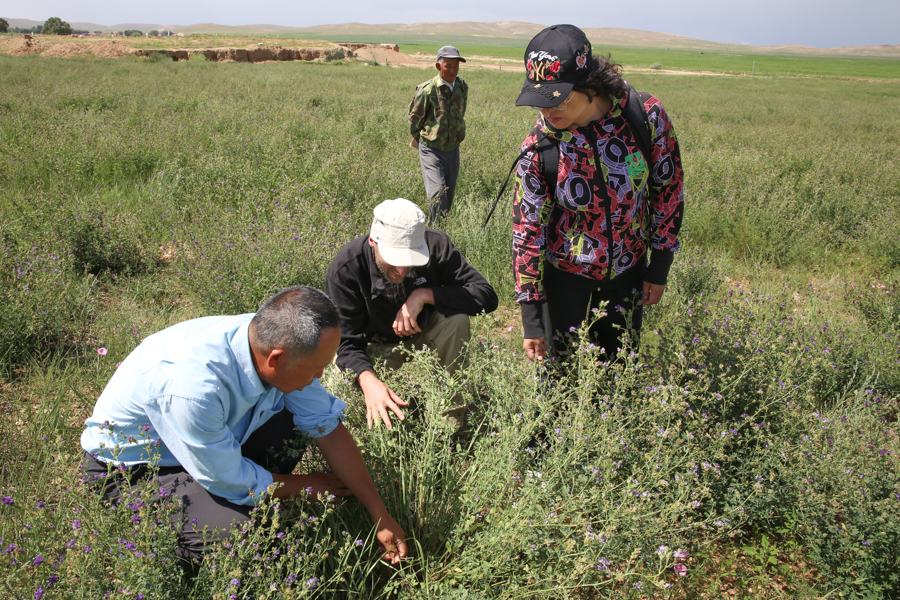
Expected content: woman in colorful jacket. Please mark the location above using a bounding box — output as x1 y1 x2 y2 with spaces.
512 24 684 363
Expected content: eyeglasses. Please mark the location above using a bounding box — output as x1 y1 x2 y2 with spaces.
531 91 576 112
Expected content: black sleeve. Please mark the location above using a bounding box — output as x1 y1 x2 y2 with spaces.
428 233 499 316
324 262 375 377
519 301 546 339
645 249 674 286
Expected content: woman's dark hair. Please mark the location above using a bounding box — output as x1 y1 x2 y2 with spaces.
572 54 628 101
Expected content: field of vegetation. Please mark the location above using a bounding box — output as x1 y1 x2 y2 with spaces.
398 44 900 80
1 51 898 599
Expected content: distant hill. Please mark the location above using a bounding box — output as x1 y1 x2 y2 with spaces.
4 18 898 57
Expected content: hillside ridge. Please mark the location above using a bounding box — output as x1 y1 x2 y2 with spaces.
4 18 899 57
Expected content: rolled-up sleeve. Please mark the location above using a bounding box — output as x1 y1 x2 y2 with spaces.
148 395 273 506
283 379 346 439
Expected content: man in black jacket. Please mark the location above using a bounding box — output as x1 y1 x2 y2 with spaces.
325 198 498 429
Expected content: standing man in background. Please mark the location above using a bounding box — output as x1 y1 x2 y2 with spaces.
408 45 468 224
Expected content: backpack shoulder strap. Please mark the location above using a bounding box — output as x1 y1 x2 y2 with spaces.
480 128 548 232
538 132 560 200
621 85 653 172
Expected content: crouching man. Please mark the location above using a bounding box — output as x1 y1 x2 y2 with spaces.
80 286 407 563
325 198 498 429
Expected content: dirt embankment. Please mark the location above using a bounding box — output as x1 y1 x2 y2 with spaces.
0 36 427 65
130 45 348 62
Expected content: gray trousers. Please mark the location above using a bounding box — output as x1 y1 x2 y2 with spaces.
419 143 460 223
83 410 302 563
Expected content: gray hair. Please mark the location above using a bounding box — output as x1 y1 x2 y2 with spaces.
250 286 340 359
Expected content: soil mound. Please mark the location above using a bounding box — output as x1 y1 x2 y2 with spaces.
86 41 136 58
2 37 46 56
352 46 423 67
40 41 136 58
40 43 93 58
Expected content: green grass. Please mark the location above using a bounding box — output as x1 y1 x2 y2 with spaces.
1 55 899 598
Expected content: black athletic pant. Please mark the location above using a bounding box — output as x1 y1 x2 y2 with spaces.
542 263 644 362
83 410 304 562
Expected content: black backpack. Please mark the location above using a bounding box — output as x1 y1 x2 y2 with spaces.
481 84 653 232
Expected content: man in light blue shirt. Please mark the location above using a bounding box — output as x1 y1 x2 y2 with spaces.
81 286 407 563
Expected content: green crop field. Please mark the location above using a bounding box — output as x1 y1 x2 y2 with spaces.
279 33 900 80
401 43 900 79
1 54 898 598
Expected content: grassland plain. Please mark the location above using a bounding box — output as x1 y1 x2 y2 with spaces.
0 54 898 599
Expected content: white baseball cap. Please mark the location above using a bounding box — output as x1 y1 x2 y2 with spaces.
370 199 429 267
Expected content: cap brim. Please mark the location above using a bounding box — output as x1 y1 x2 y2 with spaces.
515 80 574 108
378 243 429 268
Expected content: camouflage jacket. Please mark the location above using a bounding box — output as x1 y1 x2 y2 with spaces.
408 74 467 151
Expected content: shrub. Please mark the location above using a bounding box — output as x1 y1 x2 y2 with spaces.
0 217 96 372
60 210 155 278
0 436 185 599
170 200 360 314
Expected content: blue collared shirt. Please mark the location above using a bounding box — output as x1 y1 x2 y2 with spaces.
80 314 346 506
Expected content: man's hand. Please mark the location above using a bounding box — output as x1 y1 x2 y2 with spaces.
375 514 408 565
315 424 408 565
271 472 352 501
393 288 434 337
410 138 420 149
358 370 409 430
642 282 666 306
523 337 547 362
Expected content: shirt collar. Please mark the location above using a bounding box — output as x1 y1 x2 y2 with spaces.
433 73 456 92
230 320 267 398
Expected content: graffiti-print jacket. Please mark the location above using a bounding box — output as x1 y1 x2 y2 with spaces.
512 90 684 307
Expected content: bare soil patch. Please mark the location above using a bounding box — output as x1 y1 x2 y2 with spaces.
351 45 422 67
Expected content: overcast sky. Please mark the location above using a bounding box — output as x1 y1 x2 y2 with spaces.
3 0 897 49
